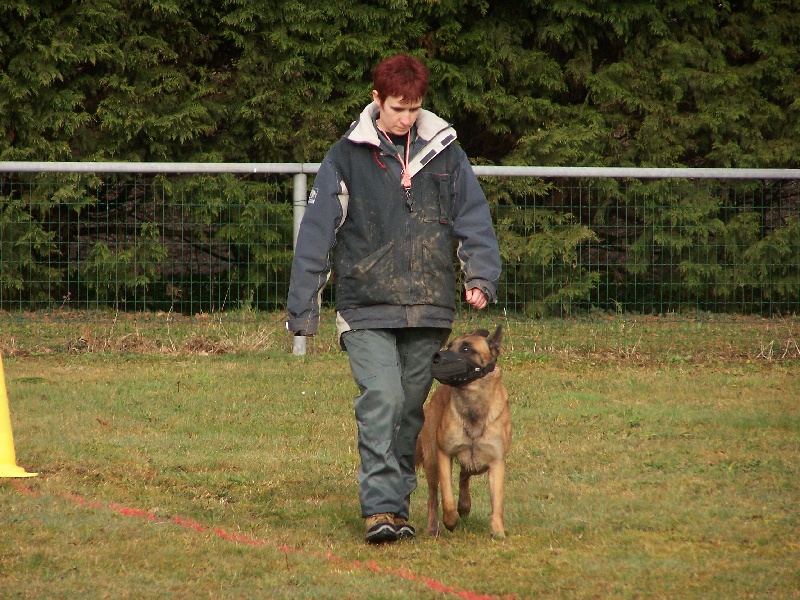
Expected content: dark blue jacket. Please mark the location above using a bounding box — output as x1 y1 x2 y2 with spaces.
287 102 501 341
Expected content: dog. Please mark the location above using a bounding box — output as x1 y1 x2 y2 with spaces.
415 325 511 539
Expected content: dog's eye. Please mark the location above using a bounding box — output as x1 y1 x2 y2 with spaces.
460 343 473 353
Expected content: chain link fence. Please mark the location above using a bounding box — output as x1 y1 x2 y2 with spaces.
1 164 798 317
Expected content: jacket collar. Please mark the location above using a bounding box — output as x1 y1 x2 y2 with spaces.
345 101 454 147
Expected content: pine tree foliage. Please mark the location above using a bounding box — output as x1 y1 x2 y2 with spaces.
1 0 799 313
4 0 796 166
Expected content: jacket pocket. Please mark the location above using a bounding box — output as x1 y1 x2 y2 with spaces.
339 241 401 304
420 235 457 307
346 241 394 278
421 173 453 225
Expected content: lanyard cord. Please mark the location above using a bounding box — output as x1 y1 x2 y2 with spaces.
377 126 412 191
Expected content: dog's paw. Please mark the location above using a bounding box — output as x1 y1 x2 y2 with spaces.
443 511 458 532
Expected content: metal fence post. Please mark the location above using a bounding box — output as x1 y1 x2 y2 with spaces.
292 172 308 356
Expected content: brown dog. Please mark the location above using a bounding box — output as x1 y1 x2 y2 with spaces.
415 325 511 538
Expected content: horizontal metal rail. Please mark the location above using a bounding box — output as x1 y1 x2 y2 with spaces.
0 161 314 174
1 161 799 179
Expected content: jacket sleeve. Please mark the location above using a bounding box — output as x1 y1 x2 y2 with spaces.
286 158 345 335
451 150 502 302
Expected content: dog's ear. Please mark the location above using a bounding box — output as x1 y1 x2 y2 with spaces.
472 329 490 338
488 325 503 358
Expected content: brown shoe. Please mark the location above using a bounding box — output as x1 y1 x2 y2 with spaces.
393 516 416 540
364 513 398 544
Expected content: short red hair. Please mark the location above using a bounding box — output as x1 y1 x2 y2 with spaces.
372 54 429 103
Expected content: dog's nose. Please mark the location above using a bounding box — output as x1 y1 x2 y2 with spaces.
432 352 443 364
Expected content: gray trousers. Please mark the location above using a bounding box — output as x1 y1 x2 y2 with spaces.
342 327 449 519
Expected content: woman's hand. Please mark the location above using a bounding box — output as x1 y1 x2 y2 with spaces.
465 288 488 310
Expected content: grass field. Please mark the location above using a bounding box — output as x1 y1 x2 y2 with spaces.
1 310 799 599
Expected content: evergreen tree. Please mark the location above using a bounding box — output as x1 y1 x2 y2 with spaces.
1 1 798 314
2 0 798 166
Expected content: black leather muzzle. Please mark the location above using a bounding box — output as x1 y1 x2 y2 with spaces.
430 349 495 387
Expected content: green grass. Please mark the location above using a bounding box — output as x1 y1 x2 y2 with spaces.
1 310 799 598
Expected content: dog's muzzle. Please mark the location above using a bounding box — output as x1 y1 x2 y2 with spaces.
430 350 495 387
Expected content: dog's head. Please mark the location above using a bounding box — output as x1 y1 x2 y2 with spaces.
430 325 503 387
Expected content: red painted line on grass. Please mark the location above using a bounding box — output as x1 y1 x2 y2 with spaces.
11 482 514 600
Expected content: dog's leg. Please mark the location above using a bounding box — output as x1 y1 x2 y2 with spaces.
424 453 440 537
438 448 459 532
487 460 506 539
457 467 472 518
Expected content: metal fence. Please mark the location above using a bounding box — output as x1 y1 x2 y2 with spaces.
1 162 799 317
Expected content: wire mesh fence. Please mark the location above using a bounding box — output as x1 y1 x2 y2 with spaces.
490 176 800 316
1 166 798 317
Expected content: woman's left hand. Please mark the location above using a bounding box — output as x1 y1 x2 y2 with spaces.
465 288 488 310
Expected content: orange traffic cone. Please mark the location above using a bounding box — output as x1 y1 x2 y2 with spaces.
0 353 37 477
